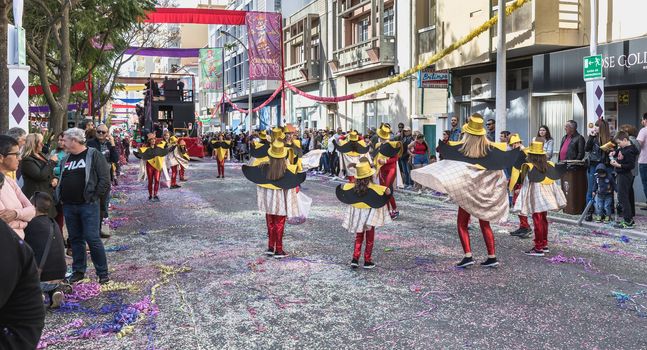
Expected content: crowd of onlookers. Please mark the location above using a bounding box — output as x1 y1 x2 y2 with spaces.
0 122 132 349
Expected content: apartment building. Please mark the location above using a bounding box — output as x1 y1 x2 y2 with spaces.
420 0 647 201
282 0 448 132
207 0 282 131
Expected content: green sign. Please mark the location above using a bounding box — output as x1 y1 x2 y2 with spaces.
583 55 603 80
199 48 223 92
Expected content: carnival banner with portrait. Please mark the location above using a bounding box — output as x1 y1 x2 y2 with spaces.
245 12 283 81
199 48 224 92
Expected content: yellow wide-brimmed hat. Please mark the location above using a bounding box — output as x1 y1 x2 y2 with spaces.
377 124 391 140
271 127 284 141
258 130 268 141
348 131 360 142
462 114 487 136
508 133 522 145
268 140 288 159
527 141 546 155
355 159 376 179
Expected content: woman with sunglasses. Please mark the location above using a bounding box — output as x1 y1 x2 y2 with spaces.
0 135 36 239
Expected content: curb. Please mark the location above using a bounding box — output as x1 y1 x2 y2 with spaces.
546 215 647 240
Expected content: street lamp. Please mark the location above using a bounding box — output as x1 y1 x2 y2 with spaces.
220 29 253 133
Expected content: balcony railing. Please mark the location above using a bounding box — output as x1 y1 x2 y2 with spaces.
418 26 436 55
332 35 396 75
285 60 321 85
337 0 371 18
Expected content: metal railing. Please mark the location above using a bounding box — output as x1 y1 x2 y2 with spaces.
334 36 396 72
285 60 321 83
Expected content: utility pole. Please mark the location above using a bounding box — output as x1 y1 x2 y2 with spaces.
495 0 507 137
585 0 604 135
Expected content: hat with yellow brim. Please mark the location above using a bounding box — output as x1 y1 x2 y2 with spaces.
258 130 269 141
377 125 391 140
355 160 376 179
267 141 288 159
508 133 522 145
271 127 284 142
348 131 360 142
527 141 546 155
462 114 487 136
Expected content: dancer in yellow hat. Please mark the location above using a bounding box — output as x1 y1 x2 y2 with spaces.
374 124 402 219
335 131 372 182
242 140 308 258
411 114 522 268
211 134 231 178
336 158 392 269
511 141 566 256
135 133 170 201
168 139 189 188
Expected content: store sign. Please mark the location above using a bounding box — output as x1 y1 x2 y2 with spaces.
418 68 449 88
534 37 647 93
583 55 603 80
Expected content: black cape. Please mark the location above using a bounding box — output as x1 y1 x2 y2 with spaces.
437 142 522 170
242 165 306 189
134 146 169 160
335 184 390 209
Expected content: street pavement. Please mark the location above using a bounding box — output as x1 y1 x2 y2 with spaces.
41 159 647 349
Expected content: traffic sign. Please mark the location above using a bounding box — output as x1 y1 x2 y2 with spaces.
583 55 603 80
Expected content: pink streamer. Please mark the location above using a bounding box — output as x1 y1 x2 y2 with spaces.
284 81 355 103
223 82 283 114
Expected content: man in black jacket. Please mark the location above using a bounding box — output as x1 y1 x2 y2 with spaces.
0 217 45 350
558 120 586 161
55 128 111 284
611 131 639 229
87 124 118 238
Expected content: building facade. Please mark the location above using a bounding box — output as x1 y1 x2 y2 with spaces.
418 0 646 201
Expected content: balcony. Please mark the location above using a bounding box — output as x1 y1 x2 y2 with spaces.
337 0 371 19
285 60 321 87
330 36 396 76
418 26 436 55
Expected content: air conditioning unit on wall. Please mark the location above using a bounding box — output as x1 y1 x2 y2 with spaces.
470 73 496 100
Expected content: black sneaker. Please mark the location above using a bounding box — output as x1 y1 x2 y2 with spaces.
456 256 475 268
148 196 153 201
542 247 550 253
274 251 288 259
480 257 499 267
153 196 160 202
524 248 545 257
100 231 111 238
50 291 64 309
98 276 111 285
350 259 359 268
265 249 274 256
390 211 400 220
363 261 376 269
585 213 593 222
518 228 533 239
614 220 635 229
66 271 85 284
510 227 531 237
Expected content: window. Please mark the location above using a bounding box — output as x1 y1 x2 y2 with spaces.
311 38 320 61
356 17 369 43
292 43 304 64
383 7 395 36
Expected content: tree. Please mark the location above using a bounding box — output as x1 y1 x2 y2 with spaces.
0 0 10 133
24 0 156 135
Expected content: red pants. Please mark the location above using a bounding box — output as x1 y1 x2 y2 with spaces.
379 164 397 211
171 165 185 186
145 162 161 197
457 207 496 256
512 184 529 229
353 227 375 262
217 158 225 177
179 166 186 180
265 214 286 252
532 212 549 250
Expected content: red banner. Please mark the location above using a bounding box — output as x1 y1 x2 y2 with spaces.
29 81 88 96
111 104 137 109
144 8 246 25
246 12 283 81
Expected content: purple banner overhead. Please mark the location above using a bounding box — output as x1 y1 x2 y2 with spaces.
125 47 200 58
29 102 88 113
246 12 283 81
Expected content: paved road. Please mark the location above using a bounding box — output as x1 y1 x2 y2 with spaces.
42 160 647 349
